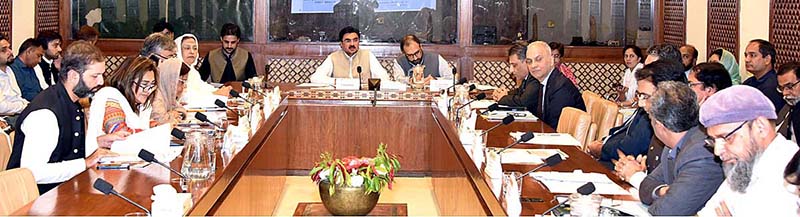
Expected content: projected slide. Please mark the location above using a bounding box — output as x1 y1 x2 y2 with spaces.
291 0 437 14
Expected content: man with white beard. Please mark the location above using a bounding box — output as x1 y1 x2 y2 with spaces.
697 85 800 216
776 62 800 143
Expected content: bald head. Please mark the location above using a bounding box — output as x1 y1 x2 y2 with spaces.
525 41 555 81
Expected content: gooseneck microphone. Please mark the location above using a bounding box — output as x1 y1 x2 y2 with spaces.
93 178 151 215
542 182 596 215
242 81 267 96
445 77 468 93
171 128 185 140
516 154 564 181
480 115 516 136
496 131 535 154
138 149 187 180
357 66 363 90
194 112 222 129
214 99 238 113
229 89 256 105
455 93 487 111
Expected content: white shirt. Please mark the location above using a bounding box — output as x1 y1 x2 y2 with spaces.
181 67 226 108
309 49 390 85
390 55 453 83
0 66 28 115
697 136 800 216
539 69 553 112
622 63 643 101
85 87 151 155
19 109 86 184
33 57 54 89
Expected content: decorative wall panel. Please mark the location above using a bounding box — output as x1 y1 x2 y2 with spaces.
662 0 686 45
0 0 10 41
708 0 739 58
36 0 60 34
771 0 800 66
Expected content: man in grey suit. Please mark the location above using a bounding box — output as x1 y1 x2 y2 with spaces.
639 81 724 215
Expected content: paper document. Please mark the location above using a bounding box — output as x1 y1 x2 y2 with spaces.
474 84 497 91
470 100 496 109
486 111 538 121
511 132 582 147
111 124 172 160
297 83 334 88
486 148 569 164
530 171 630 195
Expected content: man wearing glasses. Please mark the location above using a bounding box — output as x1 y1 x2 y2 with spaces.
310 26 389 85
697 85 799 216
139 33 177 65
776 62 800 143
390 34 453 84
637 81 723 215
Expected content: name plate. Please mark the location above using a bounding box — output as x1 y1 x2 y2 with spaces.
335 78 360 90
429 80 452 92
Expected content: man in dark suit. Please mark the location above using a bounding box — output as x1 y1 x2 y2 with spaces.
776 61 800 143
493 41 541 113
638 81 724 215
524 41 584 129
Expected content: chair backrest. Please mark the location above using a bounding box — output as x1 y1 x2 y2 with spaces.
0 131 10 171
589 99 620 140
556 107 593 149
582 91 602 114
0 168 39 215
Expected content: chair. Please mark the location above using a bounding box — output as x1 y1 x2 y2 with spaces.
0 131 10 171
0 168 39 215
556 107 593 149
582 91 602 114
589 99 620 141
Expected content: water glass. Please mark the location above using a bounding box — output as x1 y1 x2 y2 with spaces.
569 193 603 217
181 130 215 180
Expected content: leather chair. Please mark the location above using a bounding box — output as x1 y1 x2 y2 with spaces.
0 168 39 215
589 99 620 141
556 107 593 149
0 131 10 171
582 91 602 114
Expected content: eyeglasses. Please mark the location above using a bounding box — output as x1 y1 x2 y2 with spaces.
178 78 187 85
405 49 421 59
552 54 562 59
135 81 157 92
777 80 800 93
688 82 705 87
151 53 177 60
635 91 652 100
703 120 749 152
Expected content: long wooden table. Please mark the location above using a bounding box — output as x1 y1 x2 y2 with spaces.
12 86 637 216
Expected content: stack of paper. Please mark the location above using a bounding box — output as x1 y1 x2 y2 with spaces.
486 111 538 121
511 132 582 147
470 100 496 109
486 148 569 164
474 84 498 91
110 124 174 162
529 171 630 195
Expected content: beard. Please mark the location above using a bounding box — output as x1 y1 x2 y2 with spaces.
73 76 101 98
722 136 763 193
409 58 422 65
786 96 800 106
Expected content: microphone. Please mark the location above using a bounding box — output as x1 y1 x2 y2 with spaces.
480 115 515 136
195 112 222 129
214 99 238 113
229 89 256 105
93 178 151 215
455 93 487 111
542 182 596 215
242 81 267 96
138 149 187 180
495 131 535 154
516 154 564 181
357 66 363 90
445 77 468 93
171 128 185 140
482 103 500 115
468 84 477 91
264 64 271 89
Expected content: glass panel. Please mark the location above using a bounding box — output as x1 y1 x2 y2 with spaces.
268 0 458 44
71 0 254 41
472 0 655 47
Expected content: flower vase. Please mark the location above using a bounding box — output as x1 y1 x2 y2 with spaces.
318 180 380 216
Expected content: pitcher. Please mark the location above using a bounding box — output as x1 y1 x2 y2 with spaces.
181 130 215 180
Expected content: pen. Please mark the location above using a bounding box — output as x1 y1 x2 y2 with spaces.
97 163 130 170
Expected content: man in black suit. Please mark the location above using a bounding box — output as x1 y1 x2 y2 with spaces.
776 61 800 143
525 41 585 129
493 41 541 113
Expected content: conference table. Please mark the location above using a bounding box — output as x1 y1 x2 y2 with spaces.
11 83 637 216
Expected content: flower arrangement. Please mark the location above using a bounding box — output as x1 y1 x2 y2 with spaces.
310 143 401 195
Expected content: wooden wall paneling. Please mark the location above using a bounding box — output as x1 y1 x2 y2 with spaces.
0 0 10 42
661 0 686 45
770 0 800 66
35 0 61 34
707 0 739 59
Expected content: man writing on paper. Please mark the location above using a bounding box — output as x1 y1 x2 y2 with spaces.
638 81 724 215
6 42 124 194
391 34 452 84
492 41 540 114
310 26 389 85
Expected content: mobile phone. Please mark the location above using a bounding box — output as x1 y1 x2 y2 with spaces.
520 197 544 203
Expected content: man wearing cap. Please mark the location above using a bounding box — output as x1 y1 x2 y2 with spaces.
637 81 724 215
697 85 799 216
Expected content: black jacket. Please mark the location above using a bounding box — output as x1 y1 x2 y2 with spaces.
538 68 585 129
497 74 541 114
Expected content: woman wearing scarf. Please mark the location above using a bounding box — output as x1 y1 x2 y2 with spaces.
708 48 742 85
151 58 188 126
86 56 158 154
174 34 230 107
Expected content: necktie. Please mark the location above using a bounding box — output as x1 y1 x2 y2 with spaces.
536 84 544 118
49 62 57 84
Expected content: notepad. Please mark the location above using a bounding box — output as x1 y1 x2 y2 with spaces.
511 132 582 147
530 171 630 195
110 124 172 161
474 84 497 91
486 148 569 164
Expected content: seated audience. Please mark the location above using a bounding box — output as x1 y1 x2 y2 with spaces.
76 25 100 45
525 41 584 129
11 38 44 101
688 62 732 105
616 45 644 106
34 30 62 89
698 85 800 216
679 44 698 78
708 48 741 84
391 34 453 84
86 56 157 153
776 62 800 142
6 42 119 194
174 33 230 107
638 81 724 215
151 58 188 126
140 33 177 63
198 23 257 83
493 41 540 114
0 34 27 126
743 39 784 113
548 42 578 87
310 26 390 84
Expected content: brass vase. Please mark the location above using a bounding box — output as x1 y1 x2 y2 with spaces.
318 181 380 216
